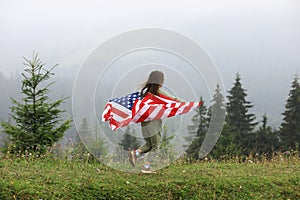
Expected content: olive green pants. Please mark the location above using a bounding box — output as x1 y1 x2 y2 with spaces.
140 119 162 154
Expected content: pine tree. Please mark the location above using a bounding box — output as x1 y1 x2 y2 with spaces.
206 85 232 159
119 126 140 151
78 118 92 142
160 125 175 161
211 123 241 160
73 118 108 161
90 123 108 161
184 97 209 160
207 85 226 146
72 118 90 157
253 114 279 158
117 127 140 162
226 73 257 154
0 118 12 151
280 76 300 150
0 53 71 154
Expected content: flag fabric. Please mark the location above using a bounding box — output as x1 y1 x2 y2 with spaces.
102 92 203 131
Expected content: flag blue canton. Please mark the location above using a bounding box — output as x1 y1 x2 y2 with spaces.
109 92 141 110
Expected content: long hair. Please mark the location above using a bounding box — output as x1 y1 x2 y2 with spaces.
140 71 164 97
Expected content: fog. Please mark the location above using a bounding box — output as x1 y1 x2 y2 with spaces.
0 0 300 128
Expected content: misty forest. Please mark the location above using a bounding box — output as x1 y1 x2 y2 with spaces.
1 0 300 198
0 54 299 162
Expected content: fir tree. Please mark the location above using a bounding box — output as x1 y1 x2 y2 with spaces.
72 118 90 157
91 122 108 160
78 118 92 142
117 127 140 162
160 125 175 161
0 118 12 151
184 97 209 160
211 123 241 160
280 76 300 150
0 53 71 154
73 118 108 161
206 85 226 148
226 73 257 153
119 126 140 151
206 85 238 160
252 114 279 158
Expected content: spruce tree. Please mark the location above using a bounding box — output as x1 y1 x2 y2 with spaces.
206 85 226 149
73 118 108 161
226 73 257 154
209 85 226 120
0 118 11 151
211 123 240 160
91 122 108 160
207 85 236 160
160 125 175 161
253 114 279 158
0 53 71 154
72 118 90 157
117 127 140 162
119 126 140 151
280 76 300 150
184 97 209 160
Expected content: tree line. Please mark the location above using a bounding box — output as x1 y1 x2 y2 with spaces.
185 73 300 160
0 54 299 162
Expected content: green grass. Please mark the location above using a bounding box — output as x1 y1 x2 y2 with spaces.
0 157 299 199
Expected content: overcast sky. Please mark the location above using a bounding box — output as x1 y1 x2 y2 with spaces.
0 0 300 127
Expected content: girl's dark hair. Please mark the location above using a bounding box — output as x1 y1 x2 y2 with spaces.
140 71 164 97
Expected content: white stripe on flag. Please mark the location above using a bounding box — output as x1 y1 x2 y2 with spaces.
143 105 164 122
102 103 112 121
132 104 150 122
162 107 172 118
175 102 192 115
109 102 132 122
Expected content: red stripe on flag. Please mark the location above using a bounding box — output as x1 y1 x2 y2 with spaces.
153 106 166 120
181 102 195 114
111 107 130 118
168 106 180 117
102 104 112 121
109 118 120 130
198 101 203 107
109 117 131 130
135 105 156 123
132 99 145 117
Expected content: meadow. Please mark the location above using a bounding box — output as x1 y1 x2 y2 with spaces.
0 153 299 200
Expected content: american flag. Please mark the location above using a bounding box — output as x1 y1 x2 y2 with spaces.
102 92 202 130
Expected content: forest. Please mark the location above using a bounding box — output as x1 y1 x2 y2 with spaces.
0 54 299 162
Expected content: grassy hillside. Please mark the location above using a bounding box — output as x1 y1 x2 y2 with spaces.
0 156 299 199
